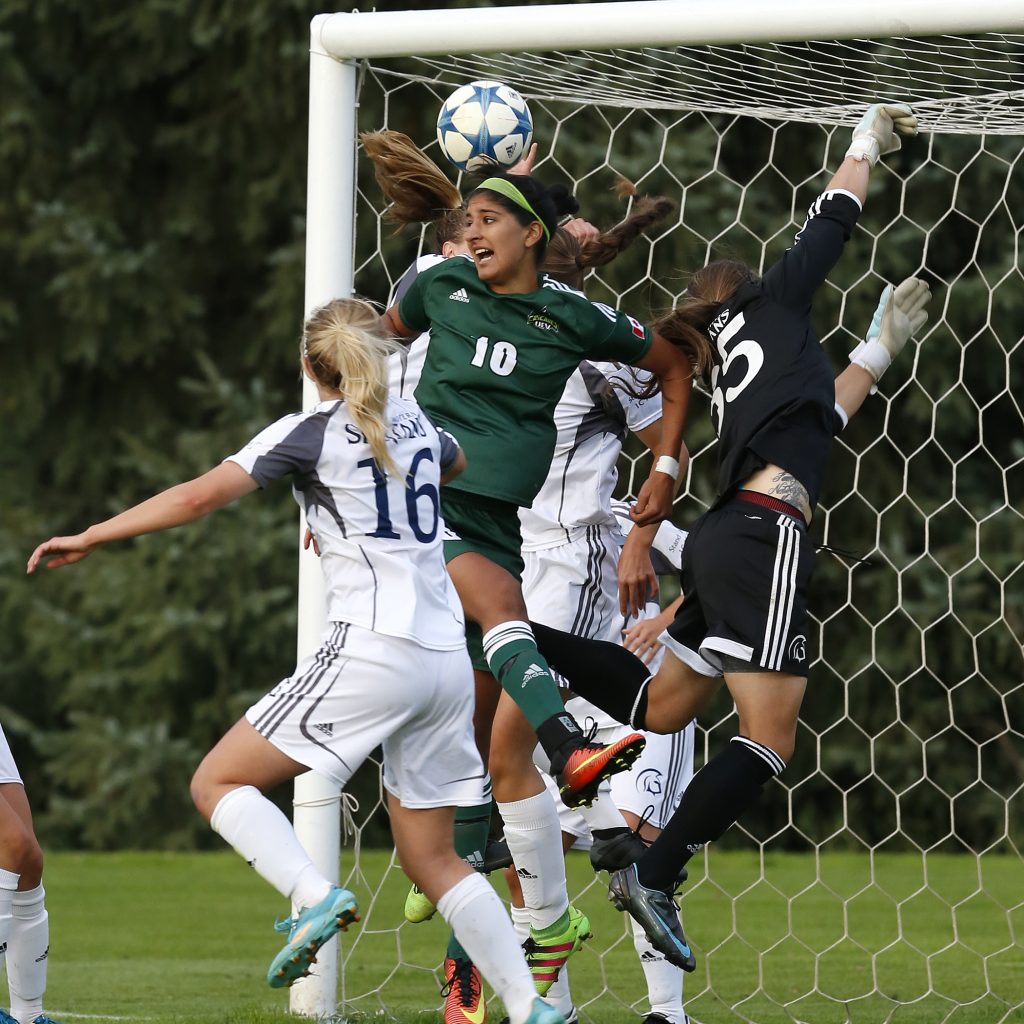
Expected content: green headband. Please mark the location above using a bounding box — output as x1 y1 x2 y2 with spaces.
476 177 552 243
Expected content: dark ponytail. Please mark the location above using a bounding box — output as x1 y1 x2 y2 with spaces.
653 259 751 385
543 186 677 290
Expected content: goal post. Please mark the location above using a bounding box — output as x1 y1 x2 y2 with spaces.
293 2 1024 1019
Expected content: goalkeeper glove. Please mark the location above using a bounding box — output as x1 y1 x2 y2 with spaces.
849 277 931 389
846 103 919 166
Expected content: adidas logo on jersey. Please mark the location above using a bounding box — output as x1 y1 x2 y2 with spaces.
449 287 469 303
314 722 334 737
520 663 548 687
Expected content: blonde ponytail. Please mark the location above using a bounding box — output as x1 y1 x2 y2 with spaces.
303 298 403 478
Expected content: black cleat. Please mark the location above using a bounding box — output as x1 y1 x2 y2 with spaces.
608 865 696 972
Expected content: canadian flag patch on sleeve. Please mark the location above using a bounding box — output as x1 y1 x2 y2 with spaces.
627 315 646 339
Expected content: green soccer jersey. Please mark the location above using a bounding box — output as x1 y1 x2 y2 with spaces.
398 256 653 507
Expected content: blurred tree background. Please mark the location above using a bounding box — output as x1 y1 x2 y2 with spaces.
0 0 1020 852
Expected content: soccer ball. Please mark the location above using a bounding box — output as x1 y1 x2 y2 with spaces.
436 80 534 173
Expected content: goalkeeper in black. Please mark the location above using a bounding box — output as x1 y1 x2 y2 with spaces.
531 103 932 971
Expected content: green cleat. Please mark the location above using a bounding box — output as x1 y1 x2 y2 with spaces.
404 882 437 923
267 886 360 988
523 905 592 994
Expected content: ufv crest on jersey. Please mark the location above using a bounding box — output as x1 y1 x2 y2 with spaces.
527 309 559 333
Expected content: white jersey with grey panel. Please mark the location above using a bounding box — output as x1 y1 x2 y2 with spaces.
519 360 663 551
226 395 466 650
388 253 447 399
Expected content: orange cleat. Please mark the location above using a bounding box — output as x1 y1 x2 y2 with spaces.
556 732 646 808
442 956 486 1024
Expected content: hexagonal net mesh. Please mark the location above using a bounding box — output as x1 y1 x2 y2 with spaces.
321 35 1023 1024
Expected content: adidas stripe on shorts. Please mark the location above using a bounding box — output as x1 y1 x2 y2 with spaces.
246 621 487 809
0 721 23 784
663 498 815 677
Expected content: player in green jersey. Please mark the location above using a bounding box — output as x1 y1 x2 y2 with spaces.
382 170 697 795
365 131 707 1015
373 150 704 998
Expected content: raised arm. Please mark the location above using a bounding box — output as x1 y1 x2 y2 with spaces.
834 102 919 205
628 331 692 526
836 276 931 423
617 417 688 617
382 304 418 340
27 462 258 572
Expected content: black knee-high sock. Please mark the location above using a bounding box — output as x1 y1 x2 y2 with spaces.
530 620 651 727
636 736 786 892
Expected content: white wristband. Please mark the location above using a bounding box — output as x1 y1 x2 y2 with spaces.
654 455 680 480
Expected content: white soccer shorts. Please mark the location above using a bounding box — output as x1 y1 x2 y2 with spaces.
0 721 23 784
246 621 486 809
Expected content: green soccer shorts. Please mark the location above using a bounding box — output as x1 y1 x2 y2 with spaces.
441 488 526 671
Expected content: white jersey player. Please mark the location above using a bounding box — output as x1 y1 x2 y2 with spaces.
0 725 58 1024
26 298 564 1024
515 358 696 1024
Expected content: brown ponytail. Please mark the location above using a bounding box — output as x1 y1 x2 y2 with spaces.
360 130 464 248
542 186 676 290
653 259 752 385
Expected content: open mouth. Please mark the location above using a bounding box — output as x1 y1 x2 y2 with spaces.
473 247 495 266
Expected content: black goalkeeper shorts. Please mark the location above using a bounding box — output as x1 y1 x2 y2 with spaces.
663 493 816 677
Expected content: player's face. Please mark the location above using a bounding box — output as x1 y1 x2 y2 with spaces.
464 195 542 292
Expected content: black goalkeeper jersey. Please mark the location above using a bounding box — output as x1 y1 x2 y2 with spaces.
707 188 861 510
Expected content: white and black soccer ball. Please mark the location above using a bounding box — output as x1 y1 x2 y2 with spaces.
436 80 534 173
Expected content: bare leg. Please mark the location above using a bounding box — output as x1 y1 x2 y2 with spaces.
190 717 309 820
0 785 42 887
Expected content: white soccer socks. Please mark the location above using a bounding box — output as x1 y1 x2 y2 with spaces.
210 785 332 908
498 792 569 931
631 914 685 1024
7 884 48 1024
0 867 19 978
436 873 536 1024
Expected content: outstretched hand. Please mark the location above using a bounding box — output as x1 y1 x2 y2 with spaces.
27 533 96 573
850 276 931 382
846 103 918 166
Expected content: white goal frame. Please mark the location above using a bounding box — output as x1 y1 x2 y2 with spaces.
292 1 1024 1016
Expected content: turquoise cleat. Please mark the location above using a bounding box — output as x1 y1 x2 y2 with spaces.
523 997 566 1024
266 886 361 988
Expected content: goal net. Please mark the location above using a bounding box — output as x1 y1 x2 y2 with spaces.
294 6 1024 1022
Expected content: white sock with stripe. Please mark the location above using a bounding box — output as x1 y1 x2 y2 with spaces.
631 913 685 1023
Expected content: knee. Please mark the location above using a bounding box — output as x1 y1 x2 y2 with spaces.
20 835 43 887
190 762 217 821
645 685 696 734
5 825 43 883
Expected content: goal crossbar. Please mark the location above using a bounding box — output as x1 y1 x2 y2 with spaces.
316 0 1024 60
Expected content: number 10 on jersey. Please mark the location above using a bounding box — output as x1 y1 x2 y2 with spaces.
471 336 518 377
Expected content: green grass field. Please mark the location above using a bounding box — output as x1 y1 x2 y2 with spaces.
36 849 1023 1024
